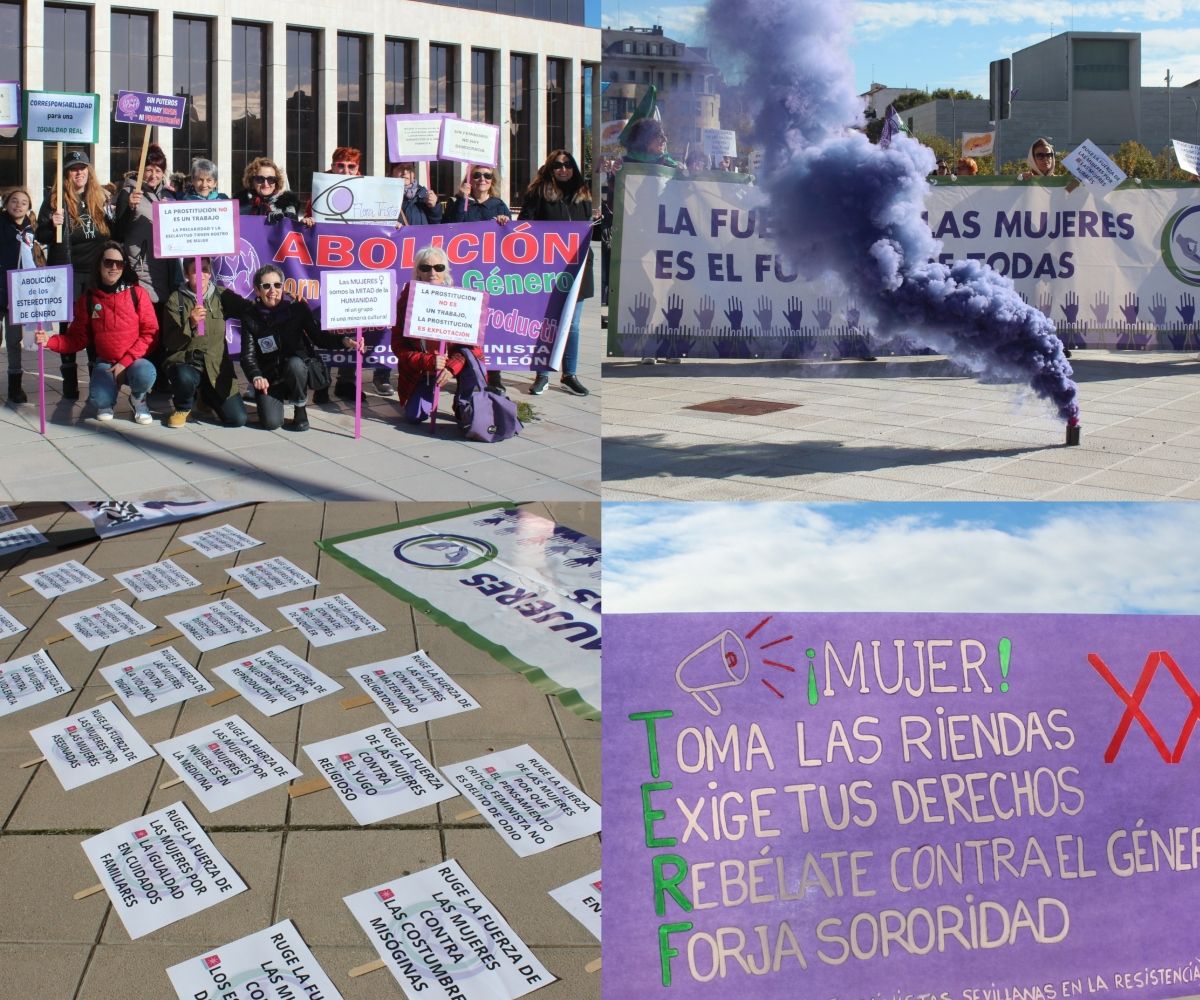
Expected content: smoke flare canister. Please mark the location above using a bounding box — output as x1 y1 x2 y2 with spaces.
1066 420 1081 447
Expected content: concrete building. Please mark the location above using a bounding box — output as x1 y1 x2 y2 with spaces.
901 98 992 152
2 0 601 206
860 82 921 122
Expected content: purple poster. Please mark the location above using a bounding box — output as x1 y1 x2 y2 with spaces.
113 90 187 129
606 611 1200 999
214 216 589 371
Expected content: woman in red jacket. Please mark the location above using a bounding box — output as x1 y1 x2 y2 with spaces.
35 242 159 423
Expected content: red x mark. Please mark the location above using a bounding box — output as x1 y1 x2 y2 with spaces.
1088 650 1200 763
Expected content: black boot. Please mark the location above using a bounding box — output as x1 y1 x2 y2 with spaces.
7 373 26 404
289 405 310 431
61 364 78 400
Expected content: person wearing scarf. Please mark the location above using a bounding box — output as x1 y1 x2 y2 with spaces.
163 257 246 428
0 188 39 403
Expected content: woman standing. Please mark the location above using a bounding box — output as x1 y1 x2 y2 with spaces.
0 188 39 403
519 150 598 396
234 158 303 222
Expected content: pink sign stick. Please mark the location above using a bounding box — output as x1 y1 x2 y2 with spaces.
430 342 446 434
37 327 45 435
194 256 206 337
354 327 363 440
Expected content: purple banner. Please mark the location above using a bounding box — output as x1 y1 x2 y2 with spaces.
114 90 187 129
214 216 588 371
606 611 1200 999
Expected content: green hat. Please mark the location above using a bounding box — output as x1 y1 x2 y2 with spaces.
617 85 660 148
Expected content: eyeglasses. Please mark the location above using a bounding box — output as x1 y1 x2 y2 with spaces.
258 281 283 290
101 259 124 269
417 263 447 273
332 162 358 171
1034 151 1054 159
252 175 277 185
471 171 493 180
553 161 572 169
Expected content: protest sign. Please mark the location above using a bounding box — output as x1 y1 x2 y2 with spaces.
70 500 245 539
605 611 1200 998
0 81 18 128
212 645 341 716
302 722 456 825
113 559 201 600
311 173 407 224
701 128 737 160
165 599 271 652
0 524 49 554
961 130 996 157
443 744 600 857
385 113 449 163
403 282 488 347
321 505 601 719
179 524 263 558
19 559 103 599
0 505 15 524
23 90 99 142
29 702 155 791
0 649 69 718
548 870 601 941
167 919 343 1000
275 594 385 648
7 265 73 326
1062 138 1127 195
1173 139 1200 177
81 800 247 939
57 600 156 651
153 200 239 259
99 647 212 717
225 556 318 600
114 89 187 129
155 715 301 812
347 649 480 725
344 859 554 998
438 117 500 167
320 269 397 330
0 604 25 639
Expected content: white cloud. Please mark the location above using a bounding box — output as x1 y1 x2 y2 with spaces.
856 0 1186 35
606 504 1200 615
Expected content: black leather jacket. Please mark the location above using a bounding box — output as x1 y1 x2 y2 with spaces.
221 292 342 383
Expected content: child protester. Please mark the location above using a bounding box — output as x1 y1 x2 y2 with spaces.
162 257 247 428
0 188 40 403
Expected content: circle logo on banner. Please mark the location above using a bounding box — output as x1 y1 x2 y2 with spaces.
212 237 262 299
118 93 141 116
1162 205 1200 288
392 533 498 570
311 179 359 222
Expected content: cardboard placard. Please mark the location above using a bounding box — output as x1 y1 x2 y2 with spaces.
29 702 155 791
113 89 187 129
275 594 386 648
224 556 318 600
1173 139 1200 177
153 200 240 259
443 744 600 857
0 505 15 525
310 173 406 224
548 870 601 941
0 524 50 554
211 645 341 717
0 604 25 639
19 559 104 599
56 600 156 651
344 860 554 998
23 89 99 142
178 524 263 558
98 647 212 717
0 81 19 128
347 650 479 726
320 270 397 331
701 127 738 159
1062 138 1128 195
301 723 456 825
961 129 996 157
154 715 301 812
385 113 450 163
0 649 69 717
164 599 272 653
438 117 500 167
80 801 247 939
7 265 73 326
166 919 344 1000
113 559 202 600
402 282 488 347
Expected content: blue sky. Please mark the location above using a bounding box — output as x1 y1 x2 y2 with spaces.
605 502 1200 614
602 1 1200 97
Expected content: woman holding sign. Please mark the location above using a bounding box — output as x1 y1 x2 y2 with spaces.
0 188 40 403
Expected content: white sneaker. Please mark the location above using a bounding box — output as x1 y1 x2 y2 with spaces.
96 406 114 422
132 398 153 425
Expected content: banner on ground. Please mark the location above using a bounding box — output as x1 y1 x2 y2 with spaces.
99 647 212 716
211 645 341 716
57 600 156 651
69 501 245 539
113 559 201 601
225 556 318 600
605 611 1200 998
165 599 271 652
81 800 247 939
0 650 68 717
347 650 480 726
319 505 601 720
213 217 591 371
549 870 601 941
29 702 155 791
611 164 1200 356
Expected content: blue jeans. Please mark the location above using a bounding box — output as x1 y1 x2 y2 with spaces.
89 358 155 408
170 363 249 427
561 301 583 376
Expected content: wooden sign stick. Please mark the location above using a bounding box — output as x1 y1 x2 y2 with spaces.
73 883 105 901
19 755 45 768
348 959 386 978
54 142 63 242
135 125 152 189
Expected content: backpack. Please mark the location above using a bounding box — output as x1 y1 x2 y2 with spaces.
452 349 523 442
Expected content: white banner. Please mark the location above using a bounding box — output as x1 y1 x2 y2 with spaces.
113 559 201 601
179 524 263 557
69 501 245 539
347 650 480 726
99 647 212 716
275 594 386 647
81 801 247 940
57 600 156 651
212 645 341 716
19 559 104 599
29 703 155 791
225 556 318 600
0 649 69 717
166 600 271 652
548 870 601 941
321 507 601 719
311 172 406 224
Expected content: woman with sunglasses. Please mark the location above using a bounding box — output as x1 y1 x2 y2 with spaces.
224 265 364 432
1021 138 1057 180
519 150 599 396
391 247 484 424
34 242 159 424
234 158 303 223
444 164 511 225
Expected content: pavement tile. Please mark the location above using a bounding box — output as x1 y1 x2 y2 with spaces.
0 835 108 942
0 943 93 998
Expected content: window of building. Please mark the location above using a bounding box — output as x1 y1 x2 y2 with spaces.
337 33 368 160
656 72 664 88
429 43 458 198
385 38 416 122
231 22 268 192
408 0 584 25
0 1 19 186
580 62 593 174
671 72 678 87
642 70 651 84
471 49 496 123
110 12 153 185
286 27 320 200
1073 39 1130 90
546 57 566 156
509 53 532 207
626 70 635 82
44 5 91 181
173 16 212 172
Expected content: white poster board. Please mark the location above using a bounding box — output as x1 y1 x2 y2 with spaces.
153 200 240 259
1062 138 1127 195
548 870 601 941
302 723 456 825
0 604 25 639
1173 139 1200 177
23 89 99 141
7 265 74 326
701 127 738 160
0 505 15 524
211 646 341 716
0 649 69 717
225 556 318 600
113 559 201 600
403 282 488 347
385 113 448 163
438 117 500 167
19 559 104 599
347 650 479 726
344 860 554 999
961 130 995 157
320 270 397 330
99 647 212 717
80 801 248 939
155 715 301 812
0 524 49 554
443 744 600 857
310 173 407 224
57 600 157 651
165 599 272 653
29 703 156 791
178 524 263 557
167 919 344 1000
0 81 18 128
275 594 386 648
